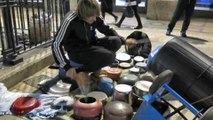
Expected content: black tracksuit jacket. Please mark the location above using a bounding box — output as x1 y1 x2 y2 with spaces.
52 11 121 72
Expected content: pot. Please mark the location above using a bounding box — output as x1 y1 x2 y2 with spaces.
10 96 41 115
48 80 71 95
113 84 132 104
135 62 147 73
133 56 144 65
118 74 139 86
106 68 122 81
104 101 133 120
131 91 143 111
129 67 140 74
133 80 152 97
87 91 108 105
73 97 102 119
119 62 132 69
135 62 147 69
96 77 114 96
116 52 131 63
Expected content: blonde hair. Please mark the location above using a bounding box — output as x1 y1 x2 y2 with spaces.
76 0 100 20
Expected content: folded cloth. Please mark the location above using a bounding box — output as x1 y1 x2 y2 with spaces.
0 83 63 119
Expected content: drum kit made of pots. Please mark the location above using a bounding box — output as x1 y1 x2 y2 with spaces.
10 52 154 119
65 52 155 120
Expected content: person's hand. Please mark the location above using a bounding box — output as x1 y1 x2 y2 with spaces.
66 68 77 79
125 38 137 46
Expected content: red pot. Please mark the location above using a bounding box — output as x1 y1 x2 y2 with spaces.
106 68 122 81
10 96 41 115
73 97 103 119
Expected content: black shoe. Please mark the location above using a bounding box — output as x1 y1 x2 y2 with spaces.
115 23 121 28
180 31 187 37
115 16 118 22
134 25 143 29
166 30 171 36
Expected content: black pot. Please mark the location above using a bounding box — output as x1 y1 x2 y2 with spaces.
118 74 139 86
104 101 133 120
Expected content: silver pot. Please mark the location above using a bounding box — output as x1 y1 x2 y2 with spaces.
112 84 132 104
133 80 152 97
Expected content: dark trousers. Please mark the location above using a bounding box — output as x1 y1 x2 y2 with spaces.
68 36 122 72
101 11 117 19
117 5 142 26
167 0 196 32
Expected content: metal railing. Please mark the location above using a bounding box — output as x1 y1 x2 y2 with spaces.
0 0 70 65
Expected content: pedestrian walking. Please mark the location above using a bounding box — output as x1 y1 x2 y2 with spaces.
100 0 118 22
115 0 143 29
166 0 197 37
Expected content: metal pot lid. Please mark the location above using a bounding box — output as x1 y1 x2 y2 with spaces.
134 56 144 62
116 52 131 62
119 62 131 68
115 84 132 93
48 85 69 95
56 80 71 89
135 62 147 68
129 67 140 73
135 81 152 92
122 74 138 81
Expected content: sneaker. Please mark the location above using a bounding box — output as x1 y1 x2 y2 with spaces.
115 23 121 28
166 30 171 36
180 31 187 37
134 25 143 29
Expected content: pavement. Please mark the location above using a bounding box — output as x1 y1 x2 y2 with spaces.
0 12 213 120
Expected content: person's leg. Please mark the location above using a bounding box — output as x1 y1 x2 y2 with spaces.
180 0 196 37
131 5 143 29
107 11 118 22
67 36 121 93
115 13 126 27
166 0 187 35
68 35 121 72
75 71 91 95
